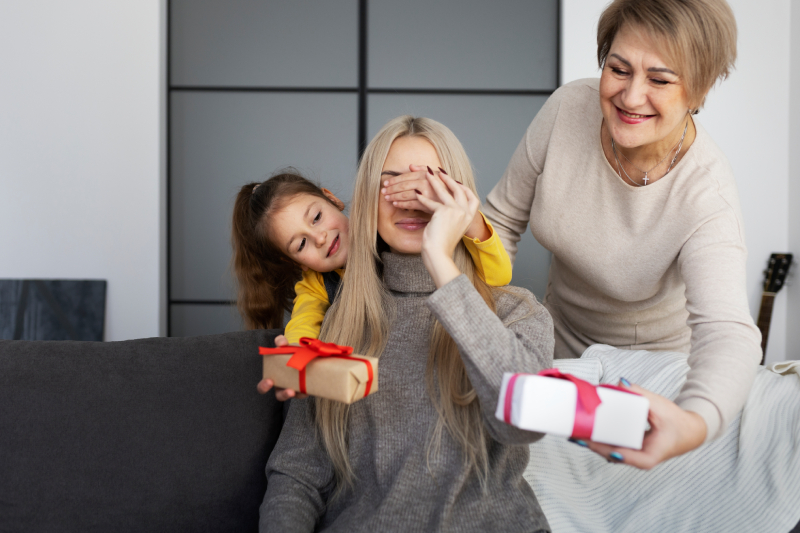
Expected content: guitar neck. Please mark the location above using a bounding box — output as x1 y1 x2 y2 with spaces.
757 292 776 364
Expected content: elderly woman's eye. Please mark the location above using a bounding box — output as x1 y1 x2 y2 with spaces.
610 67 628 76
651 78 669 86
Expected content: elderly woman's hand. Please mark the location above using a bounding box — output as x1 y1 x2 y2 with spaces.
416 168 480 288
256 334 308 401
581 381 707 469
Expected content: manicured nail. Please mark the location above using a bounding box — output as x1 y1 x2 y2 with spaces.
384 180 389 186
620 377 631 387
384 195 390 200
610 452 624 462
427 166 434 175
568 438 588 447
438 167 448 175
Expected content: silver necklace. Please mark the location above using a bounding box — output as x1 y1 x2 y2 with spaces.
611 119 688 186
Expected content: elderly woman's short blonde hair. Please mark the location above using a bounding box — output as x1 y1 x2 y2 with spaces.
597 0 737 111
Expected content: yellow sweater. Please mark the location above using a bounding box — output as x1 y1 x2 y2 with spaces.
284 213 512 344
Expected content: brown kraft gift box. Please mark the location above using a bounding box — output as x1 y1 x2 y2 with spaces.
261 347 378 404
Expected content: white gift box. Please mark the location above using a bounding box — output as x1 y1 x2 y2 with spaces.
495 372 650 449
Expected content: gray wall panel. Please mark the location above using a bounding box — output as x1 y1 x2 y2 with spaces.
368 0 558 90
170 304 242 337
170 0 359 87
368 94 551 298
170 91 358 301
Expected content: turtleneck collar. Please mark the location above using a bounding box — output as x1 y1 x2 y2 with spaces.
381 252 437 294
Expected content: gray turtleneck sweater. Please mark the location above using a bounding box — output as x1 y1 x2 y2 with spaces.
260 253 554 533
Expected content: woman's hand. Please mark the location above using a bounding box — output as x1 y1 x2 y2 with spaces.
417 168 481 288
256 334 308 401
383 165 489 242
581 380 707 469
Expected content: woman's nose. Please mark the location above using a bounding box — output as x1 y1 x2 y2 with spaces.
620 78 647 110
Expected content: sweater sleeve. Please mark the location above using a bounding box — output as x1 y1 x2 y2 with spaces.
426 275 554 445
284 270 330 345
259 398 334 532
676 208 762 442
462 212 512 286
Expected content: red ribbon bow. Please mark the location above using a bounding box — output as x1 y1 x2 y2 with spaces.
259 337 373 397
503 369 638 440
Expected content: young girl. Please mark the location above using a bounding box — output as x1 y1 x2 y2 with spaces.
258 115 553 532
232 167 513 354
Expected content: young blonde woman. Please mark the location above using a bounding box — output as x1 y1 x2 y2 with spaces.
259 116 554 532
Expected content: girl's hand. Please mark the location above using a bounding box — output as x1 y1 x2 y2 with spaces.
383 164 489 241
417 168 480 288
381 164 438 212
256 334 308 401
581 381 707 469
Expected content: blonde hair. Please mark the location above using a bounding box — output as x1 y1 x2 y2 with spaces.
316 116 496 494
597 0 737 110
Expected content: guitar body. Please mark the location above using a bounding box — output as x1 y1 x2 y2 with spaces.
757 253 792 364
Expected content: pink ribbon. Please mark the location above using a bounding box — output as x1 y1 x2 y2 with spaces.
502 369 640 440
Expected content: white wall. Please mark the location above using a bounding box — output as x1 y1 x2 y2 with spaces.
788 2 800 360
0 1 164 341
561 0 793 363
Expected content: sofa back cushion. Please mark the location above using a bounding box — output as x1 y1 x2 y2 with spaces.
0 329 283 532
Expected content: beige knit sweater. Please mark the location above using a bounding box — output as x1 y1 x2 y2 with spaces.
484 78 761 442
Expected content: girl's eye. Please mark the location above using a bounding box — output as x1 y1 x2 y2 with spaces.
298 238 306 252
313 211 321 224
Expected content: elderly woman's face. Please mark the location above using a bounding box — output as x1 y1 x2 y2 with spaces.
599 25 691 150
377 136 439 254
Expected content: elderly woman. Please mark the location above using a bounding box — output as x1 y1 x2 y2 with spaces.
385 0 761 469
489 0 758 467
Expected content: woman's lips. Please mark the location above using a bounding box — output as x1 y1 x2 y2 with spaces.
327 235 339 258
395 218 429 231
616 105 654 125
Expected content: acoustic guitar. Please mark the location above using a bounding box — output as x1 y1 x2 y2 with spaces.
757 253 792 364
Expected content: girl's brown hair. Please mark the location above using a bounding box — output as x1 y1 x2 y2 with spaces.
231 170 340 329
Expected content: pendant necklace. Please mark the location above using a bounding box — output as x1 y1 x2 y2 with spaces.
611 119 689 186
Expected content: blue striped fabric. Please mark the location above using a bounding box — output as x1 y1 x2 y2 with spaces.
524 345 800 533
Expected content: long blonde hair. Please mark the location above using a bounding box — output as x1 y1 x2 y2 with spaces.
316 116 496 493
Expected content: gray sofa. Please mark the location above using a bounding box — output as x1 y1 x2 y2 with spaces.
0 329 284 532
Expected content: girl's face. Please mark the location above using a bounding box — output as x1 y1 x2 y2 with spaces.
269 192 349 272
599 24 691 150
377 136 439 254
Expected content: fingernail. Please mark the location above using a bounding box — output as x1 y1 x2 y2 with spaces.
384 180 389 186
620 377 631 387
610 452 624 462
384 195 390 200
568 438 589 447
381 188 386 194
438 167 448 175
427 166 434 175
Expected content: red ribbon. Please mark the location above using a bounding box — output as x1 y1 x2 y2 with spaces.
259 337 373 397
503 369 639 440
